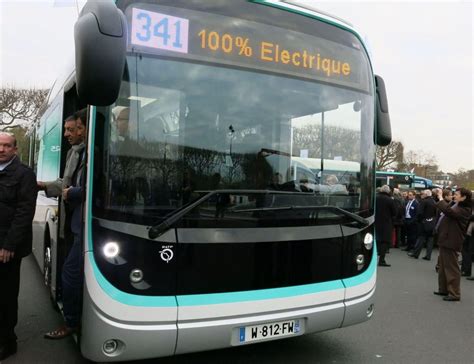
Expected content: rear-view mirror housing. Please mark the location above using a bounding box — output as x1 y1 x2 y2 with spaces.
74 0 127 106
375 75 392 146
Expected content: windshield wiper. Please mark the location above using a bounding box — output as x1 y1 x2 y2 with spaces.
148 189 307 239
232 205 369 227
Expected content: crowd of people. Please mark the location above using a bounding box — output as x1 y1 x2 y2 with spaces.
375 184 474 302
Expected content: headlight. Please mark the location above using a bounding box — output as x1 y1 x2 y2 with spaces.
103 242 120 258
364 233 373 250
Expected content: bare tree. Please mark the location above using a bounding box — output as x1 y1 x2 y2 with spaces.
451 169 474 189
401 150 439 177
376 140 404 170
292 124 361 161
0 87 48 131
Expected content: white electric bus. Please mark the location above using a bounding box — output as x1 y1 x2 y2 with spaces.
32 0 392 361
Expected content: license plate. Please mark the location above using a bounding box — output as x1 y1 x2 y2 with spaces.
239 319 301 343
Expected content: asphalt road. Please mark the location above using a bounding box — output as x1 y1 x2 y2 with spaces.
4 248 473 364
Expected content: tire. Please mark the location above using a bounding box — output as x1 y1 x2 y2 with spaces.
44 245 52 288
44 234 59 311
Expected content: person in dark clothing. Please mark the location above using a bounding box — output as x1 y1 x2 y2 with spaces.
409 189 437 260
375 185 397 267
433 188 472 301
461 211 474 277
392 189 405 248
37 114 85 239
402 190 419 252
44 109 87 339
0 132 37 360
400 191 409 247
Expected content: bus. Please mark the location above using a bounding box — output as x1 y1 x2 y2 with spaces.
412 176 433 190
292 157 361 184
32 0 391 361
375 171 414 190
375 171 433 191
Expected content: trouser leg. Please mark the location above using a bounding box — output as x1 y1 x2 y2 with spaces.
424 236 434 259
395 226 401 247
438 248 448 293
461 237 472 275
0 258 22 345
406 221 417 250
378 241 388 263
400 224 407 246
439 247 461 299
413 235 426 258
61 234 83 328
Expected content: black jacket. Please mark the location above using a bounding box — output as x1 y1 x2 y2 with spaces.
417 196 437 221
375 192 397 242
0 156 38 257
392 197 405 226
436 200 471 251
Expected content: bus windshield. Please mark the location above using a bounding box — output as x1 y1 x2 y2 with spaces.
93 57 374 227
93 2 375 227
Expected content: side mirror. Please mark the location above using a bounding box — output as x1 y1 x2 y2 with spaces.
375 75 392 146
74 0 127 106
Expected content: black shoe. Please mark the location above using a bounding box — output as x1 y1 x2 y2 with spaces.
0 341 17 361
466 276 474 281
443 295 460 302
433 291 448 296
422 257 431 261
407 252 419 259
378 262 391 267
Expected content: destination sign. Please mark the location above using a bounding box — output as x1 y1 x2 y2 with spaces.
127 4 369 91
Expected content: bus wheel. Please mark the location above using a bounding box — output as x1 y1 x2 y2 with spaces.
44 246 52 288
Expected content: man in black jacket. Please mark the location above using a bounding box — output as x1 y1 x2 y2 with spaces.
375 185 397 267
0 132 37 360
409 189 437 260
402 190 419 252
43 109 87 340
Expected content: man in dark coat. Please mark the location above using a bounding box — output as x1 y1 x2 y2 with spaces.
434 188 472 301
0 132 37 360
392 189 405 248
402 190 419 252
44 109 87 339
37 114 85 239
375 185 397 267
409 189 437 260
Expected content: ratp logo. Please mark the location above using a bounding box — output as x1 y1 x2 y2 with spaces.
159 246 174 263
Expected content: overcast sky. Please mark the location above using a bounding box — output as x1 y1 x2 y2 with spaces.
1 0 472 173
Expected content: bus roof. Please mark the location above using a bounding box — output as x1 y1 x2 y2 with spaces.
376 171 415 177
262 1 357 28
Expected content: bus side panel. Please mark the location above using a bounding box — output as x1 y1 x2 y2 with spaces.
31 194 59 298
31 198 50 271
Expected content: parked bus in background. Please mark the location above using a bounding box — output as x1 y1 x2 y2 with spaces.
292 157 360 184
412 176 433 190
375 170 414 190
31 0 392 361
